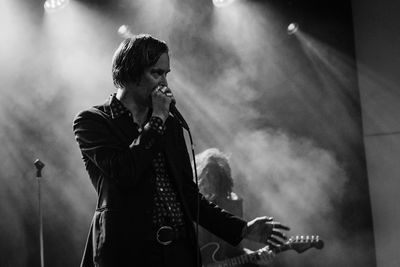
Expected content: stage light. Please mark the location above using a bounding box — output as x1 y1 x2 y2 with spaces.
44 0 69 12
212 0 235 8
117 25 133 38
287 22 299 35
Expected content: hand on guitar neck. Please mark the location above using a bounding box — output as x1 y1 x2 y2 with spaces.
243 216 290 250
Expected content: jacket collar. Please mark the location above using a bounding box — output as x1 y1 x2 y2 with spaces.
108 93 130 119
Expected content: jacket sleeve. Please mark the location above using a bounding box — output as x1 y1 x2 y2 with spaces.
173 122 247 246
195 187 247 246
73 108 162 187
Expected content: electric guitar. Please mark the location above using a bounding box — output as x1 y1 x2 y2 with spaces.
201 235 324 267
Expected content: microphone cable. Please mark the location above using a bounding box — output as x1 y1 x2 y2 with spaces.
174 110 200 267
188 129 200 267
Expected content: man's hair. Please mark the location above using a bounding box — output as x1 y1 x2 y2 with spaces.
195 148 234 199
111 34 169 88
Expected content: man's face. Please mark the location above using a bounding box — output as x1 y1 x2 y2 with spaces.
135 52 170 106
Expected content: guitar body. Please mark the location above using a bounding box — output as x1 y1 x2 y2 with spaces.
200 242 263 267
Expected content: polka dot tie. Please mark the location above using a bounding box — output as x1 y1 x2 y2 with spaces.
152 152 185 227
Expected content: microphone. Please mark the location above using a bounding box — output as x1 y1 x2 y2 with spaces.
34 159 45 178
170 103 189 131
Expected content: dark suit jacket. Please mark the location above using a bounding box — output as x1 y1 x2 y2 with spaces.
73 100 247 266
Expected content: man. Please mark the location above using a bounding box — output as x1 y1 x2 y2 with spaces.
73 34 289 267
196 148 274 266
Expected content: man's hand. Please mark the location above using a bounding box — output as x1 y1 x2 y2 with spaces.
151 85 174 123
256 246 275 266
244 216 290 249
243 247 275 266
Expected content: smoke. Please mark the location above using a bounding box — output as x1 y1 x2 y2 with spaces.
232 129 346 221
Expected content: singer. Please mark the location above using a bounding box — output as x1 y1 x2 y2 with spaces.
73 34 289 267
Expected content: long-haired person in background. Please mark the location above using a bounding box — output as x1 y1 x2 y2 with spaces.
196 148 275 266
73 34 290 267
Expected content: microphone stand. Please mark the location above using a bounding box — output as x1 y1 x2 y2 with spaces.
34 159 45 267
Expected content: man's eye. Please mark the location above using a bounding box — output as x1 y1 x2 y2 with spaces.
151 70 164 76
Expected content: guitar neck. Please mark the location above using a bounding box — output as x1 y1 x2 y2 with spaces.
273 243 291 254
204 235 323 267
206 246 287 267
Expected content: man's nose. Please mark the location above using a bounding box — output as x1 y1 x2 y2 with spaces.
160 75 168 87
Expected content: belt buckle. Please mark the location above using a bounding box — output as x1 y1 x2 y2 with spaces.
156 226 173 245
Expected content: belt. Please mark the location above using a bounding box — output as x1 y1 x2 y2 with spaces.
152 225 188 245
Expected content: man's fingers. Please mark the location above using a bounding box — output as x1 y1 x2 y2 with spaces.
157 86 174 99
153 86 174 101
268 236 286 246
258 216 274 223
266 240 279 250
157 85 171 94
272 222 290 231
271 230 287 240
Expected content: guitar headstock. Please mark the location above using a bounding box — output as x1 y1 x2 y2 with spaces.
285 235 324 253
